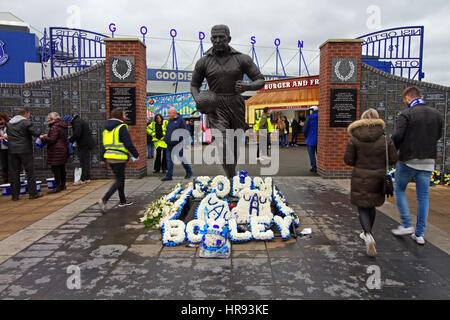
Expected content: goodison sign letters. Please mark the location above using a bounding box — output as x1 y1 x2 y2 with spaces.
147 68 290 83
147 69 193 82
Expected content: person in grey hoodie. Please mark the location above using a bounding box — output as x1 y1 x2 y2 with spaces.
6 107 43 200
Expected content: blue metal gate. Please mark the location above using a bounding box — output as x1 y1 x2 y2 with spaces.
357 26 425 81
45 27 108 78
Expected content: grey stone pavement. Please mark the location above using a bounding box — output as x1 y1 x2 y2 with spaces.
0 172 449 300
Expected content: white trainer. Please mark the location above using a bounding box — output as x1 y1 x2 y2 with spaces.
365 233 377 257
411 233 425 245
359 232 366 241
391 225 415 236
98 199 106 213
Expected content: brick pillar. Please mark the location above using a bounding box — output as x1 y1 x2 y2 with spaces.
104 38 147 178
317 39 363 179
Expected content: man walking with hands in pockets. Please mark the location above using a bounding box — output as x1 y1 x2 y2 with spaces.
391 87 443 245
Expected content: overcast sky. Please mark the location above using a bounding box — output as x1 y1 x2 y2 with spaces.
2 0 450 85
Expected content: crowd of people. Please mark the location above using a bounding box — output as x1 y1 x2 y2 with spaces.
0 107 96 200
0 86 443 258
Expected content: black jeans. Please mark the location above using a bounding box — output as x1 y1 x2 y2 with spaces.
78 147 92 181
102 162 126 204
290 132 299 145
0 149 8 173
8 153 37 198
358 207 376 234
51 165 66 190
154 147 167 172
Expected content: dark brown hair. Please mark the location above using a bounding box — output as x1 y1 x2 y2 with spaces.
402 86 421 99
18 107 30 116
155 114 163 123
0 112 9 122
110 108 125 121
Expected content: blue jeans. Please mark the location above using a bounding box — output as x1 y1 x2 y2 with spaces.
307 145 317 170
165 145 192 179
279 135 286 147
147 143 154 159
394 162 432 237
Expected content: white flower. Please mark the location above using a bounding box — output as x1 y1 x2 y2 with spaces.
210 175 231 198
232 176 252 197
186 219 205 244
273 215 294 239
229 218 252 242
162 219 186 245
196 193 233 222
192 176 211 199
253 177 273 193
250 216 274 240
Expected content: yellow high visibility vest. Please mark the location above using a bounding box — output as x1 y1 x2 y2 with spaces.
149 120 168 149
254 117 273 133
103 123 129 161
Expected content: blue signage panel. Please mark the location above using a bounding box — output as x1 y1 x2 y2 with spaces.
0 31 40 84
147 68 290 83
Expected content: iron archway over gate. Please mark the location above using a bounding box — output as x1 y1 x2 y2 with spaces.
357 26 425 81
44 27 109 78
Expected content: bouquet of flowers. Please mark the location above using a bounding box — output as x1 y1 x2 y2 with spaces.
140 184 182 229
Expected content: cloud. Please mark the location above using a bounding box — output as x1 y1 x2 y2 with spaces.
1 0 449 85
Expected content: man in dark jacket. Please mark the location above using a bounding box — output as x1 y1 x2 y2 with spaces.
303 106 319 173
391 87 444 245
6 107 43 200
161 108 192 181
290 118 300 146
282 116 290 147
69 115 96 184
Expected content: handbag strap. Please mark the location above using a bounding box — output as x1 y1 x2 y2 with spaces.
384 134 389 173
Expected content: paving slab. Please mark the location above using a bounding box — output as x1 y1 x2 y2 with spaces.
0 175 448 300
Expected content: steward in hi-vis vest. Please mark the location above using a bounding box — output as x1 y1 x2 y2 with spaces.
253 115 273 133
101 118 139 163
98 108 139 212
147 119 168 149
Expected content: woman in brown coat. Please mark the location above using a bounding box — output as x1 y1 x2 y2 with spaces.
40 112 69 194
344 108 397 257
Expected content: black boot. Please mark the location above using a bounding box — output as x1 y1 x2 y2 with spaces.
48 187 61 194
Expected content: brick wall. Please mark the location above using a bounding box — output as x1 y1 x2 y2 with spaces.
104 38 147 179
0 62 108 184
317 39 363 179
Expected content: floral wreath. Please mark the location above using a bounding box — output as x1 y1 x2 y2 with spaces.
112 58 133 80
334 60 355 82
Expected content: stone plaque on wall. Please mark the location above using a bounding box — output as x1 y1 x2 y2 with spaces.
331 58 358 84
109 86 136 125
109 56 135 83
330 88 358 127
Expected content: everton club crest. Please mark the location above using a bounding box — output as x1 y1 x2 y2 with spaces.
0 40 9 66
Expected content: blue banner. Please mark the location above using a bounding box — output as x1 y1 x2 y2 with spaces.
147 68 291 83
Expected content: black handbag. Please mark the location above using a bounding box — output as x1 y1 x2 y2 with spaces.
383 134 394 198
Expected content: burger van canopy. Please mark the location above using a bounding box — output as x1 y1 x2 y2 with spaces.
245 75 319 125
